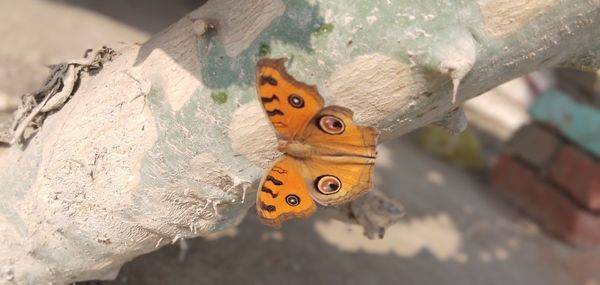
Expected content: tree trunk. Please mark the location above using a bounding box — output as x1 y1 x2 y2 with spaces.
0 0 598 283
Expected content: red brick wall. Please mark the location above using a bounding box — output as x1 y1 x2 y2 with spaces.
492 123 600 247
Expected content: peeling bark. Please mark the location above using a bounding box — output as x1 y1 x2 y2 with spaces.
0 0 599 283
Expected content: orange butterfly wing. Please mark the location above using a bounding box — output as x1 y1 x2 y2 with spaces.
301 157 376 206
256 156 316 227
300 106 378 159
256 58 324 139
300 106 379 205
255 57 379 226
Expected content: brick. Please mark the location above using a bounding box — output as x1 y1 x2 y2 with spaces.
530 89 600 157
491 155 600 246
504 123 563 169
549 145 600 211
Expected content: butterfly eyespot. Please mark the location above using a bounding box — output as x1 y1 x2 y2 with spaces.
285 194 301 206
315 175 342 195
288 94 305 108
318 115 345 135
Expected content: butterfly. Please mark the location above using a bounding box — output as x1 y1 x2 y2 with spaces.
254 58 380 227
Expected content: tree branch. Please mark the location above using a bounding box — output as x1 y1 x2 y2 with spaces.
0 0 598 283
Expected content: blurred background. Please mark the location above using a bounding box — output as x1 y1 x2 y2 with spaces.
1 1 599 284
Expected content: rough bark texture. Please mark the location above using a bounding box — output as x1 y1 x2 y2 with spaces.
0 0 598 284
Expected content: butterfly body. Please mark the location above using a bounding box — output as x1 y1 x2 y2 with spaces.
277 140 311 158
255 58 379 227
279 141 376 167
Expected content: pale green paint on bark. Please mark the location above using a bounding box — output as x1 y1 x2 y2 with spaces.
0 147 41 235
198 0 323 89
138 0 600 215
138 85 260 232
141 87 260 186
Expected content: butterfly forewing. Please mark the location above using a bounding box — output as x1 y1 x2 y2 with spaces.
256 58 324 140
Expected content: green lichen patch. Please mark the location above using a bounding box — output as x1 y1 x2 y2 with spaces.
313 23 334 36
211 91 228 105
258 42 272 57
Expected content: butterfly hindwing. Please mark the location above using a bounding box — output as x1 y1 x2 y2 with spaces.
256 156 316 227
256 58 325 139
298 152 375 206
298 106 379 205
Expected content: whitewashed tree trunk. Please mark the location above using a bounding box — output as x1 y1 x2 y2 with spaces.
0 0 598 283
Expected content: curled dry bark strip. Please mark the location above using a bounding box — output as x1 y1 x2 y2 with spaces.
323 189 405 239
0 47 115 145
